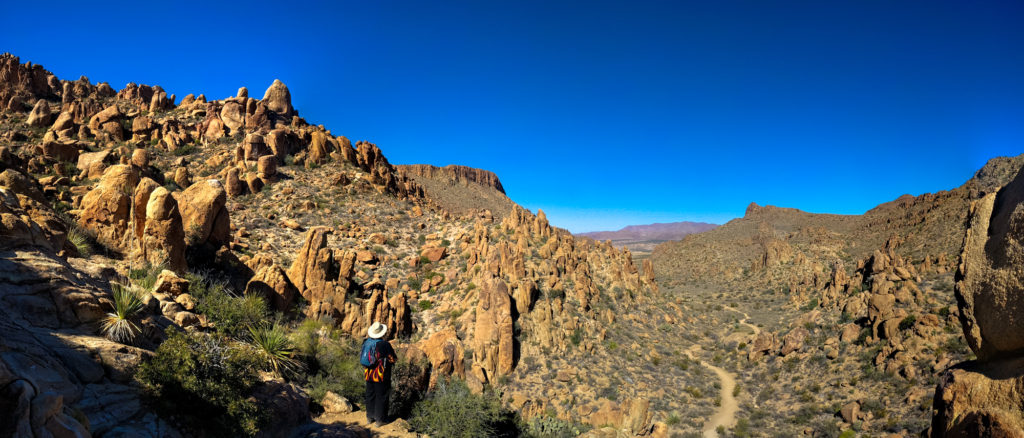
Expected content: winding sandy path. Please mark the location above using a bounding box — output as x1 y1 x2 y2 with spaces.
683 305 758 437
724 306 760 336
683 345 739 438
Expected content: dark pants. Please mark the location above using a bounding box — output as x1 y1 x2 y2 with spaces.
365 380 390 423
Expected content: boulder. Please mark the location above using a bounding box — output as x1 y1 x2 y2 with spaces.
780 327 808 356
417 327 466 384
261 79 293 118
257 155 277 178
153 270 189 296
175 180 229 247
422 246 446 262
141 187 186 273
932 356 1024 437
77 165 140 251
225 168 246 197
245 263 298 311
321 391 352 415
955 167 1024 360
26 99 54 127
220 101 244 133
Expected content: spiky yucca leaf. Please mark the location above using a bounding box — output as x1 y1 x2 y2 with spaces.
102 283 145 343
248 324 301 377
68 226 92 257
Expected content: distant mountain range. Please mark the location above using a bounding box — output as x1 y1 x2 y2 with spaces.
576 222 719 256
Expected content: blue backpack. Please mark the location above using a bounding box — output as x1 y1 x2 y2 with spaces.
360 338 382 368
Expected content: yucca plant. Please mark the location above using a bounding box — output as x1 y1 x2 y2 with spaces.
248 324 301 377
102 283 145 343
67 226 92 257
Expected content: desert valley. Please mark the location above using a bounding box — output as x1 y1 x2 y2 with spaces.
0 51 1021 438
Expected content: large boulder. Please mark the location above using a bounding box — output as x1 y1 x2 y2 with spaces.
78 165 140 251
245 263 298 311
956 166 1024 360
261 79 293 118
416 327 466 386
930 166 1024 436
141 187 186 273
175 180 229 248
287 227 352 320
220 101 244 133
26 99 54 127
932 356 1024 437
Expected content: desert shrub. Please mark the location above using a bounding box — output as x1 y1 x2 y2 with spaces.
523 414 589 438
408 278 423 291
128 263 163 291
136 329 264 436
800 297 819 311
899 315 917 331
732 418 752 437
569 328 582 346
172 144 197 156
307 337 365 406
388 357 430 419
418 299 433 311
409 378 515 438
187 272 267 337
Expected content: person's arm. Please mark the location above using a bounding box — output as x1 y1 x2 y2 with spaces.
387 342 397 364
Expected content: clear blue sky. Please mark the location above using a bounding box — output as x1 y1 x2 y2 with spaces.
5 1 1023 232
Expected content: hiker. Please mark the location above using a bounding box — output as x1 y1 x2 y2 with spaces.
361 321 397 425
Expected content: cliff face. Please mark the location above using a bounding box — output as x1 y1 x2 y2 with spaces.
398 164 505 194
397 163 517 220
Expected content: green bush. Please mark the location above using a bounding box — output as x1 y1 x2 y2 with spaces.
186 272 268 337
409 378 515 438
307 337 365 406
128 263 163 291
899 315 917 331
136 329 264 436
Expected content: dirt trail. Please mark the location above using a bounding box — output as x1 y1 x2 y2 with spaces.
724 306 760 336
683 345 739 438
312 411 419 438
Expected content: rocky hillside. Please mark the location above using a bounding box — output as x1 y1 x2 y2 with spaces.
0 53 667 437
646 154 1024 436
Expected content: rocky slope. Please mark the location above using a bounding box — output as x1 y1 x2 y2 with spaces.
0 53 666 437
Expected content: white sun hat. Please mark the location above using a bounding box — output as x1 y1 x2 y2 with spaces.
367 322 388 339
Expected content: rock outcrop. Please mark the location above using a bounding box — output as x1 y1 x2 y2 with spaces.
932 166 1024 436
471 275 515 384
